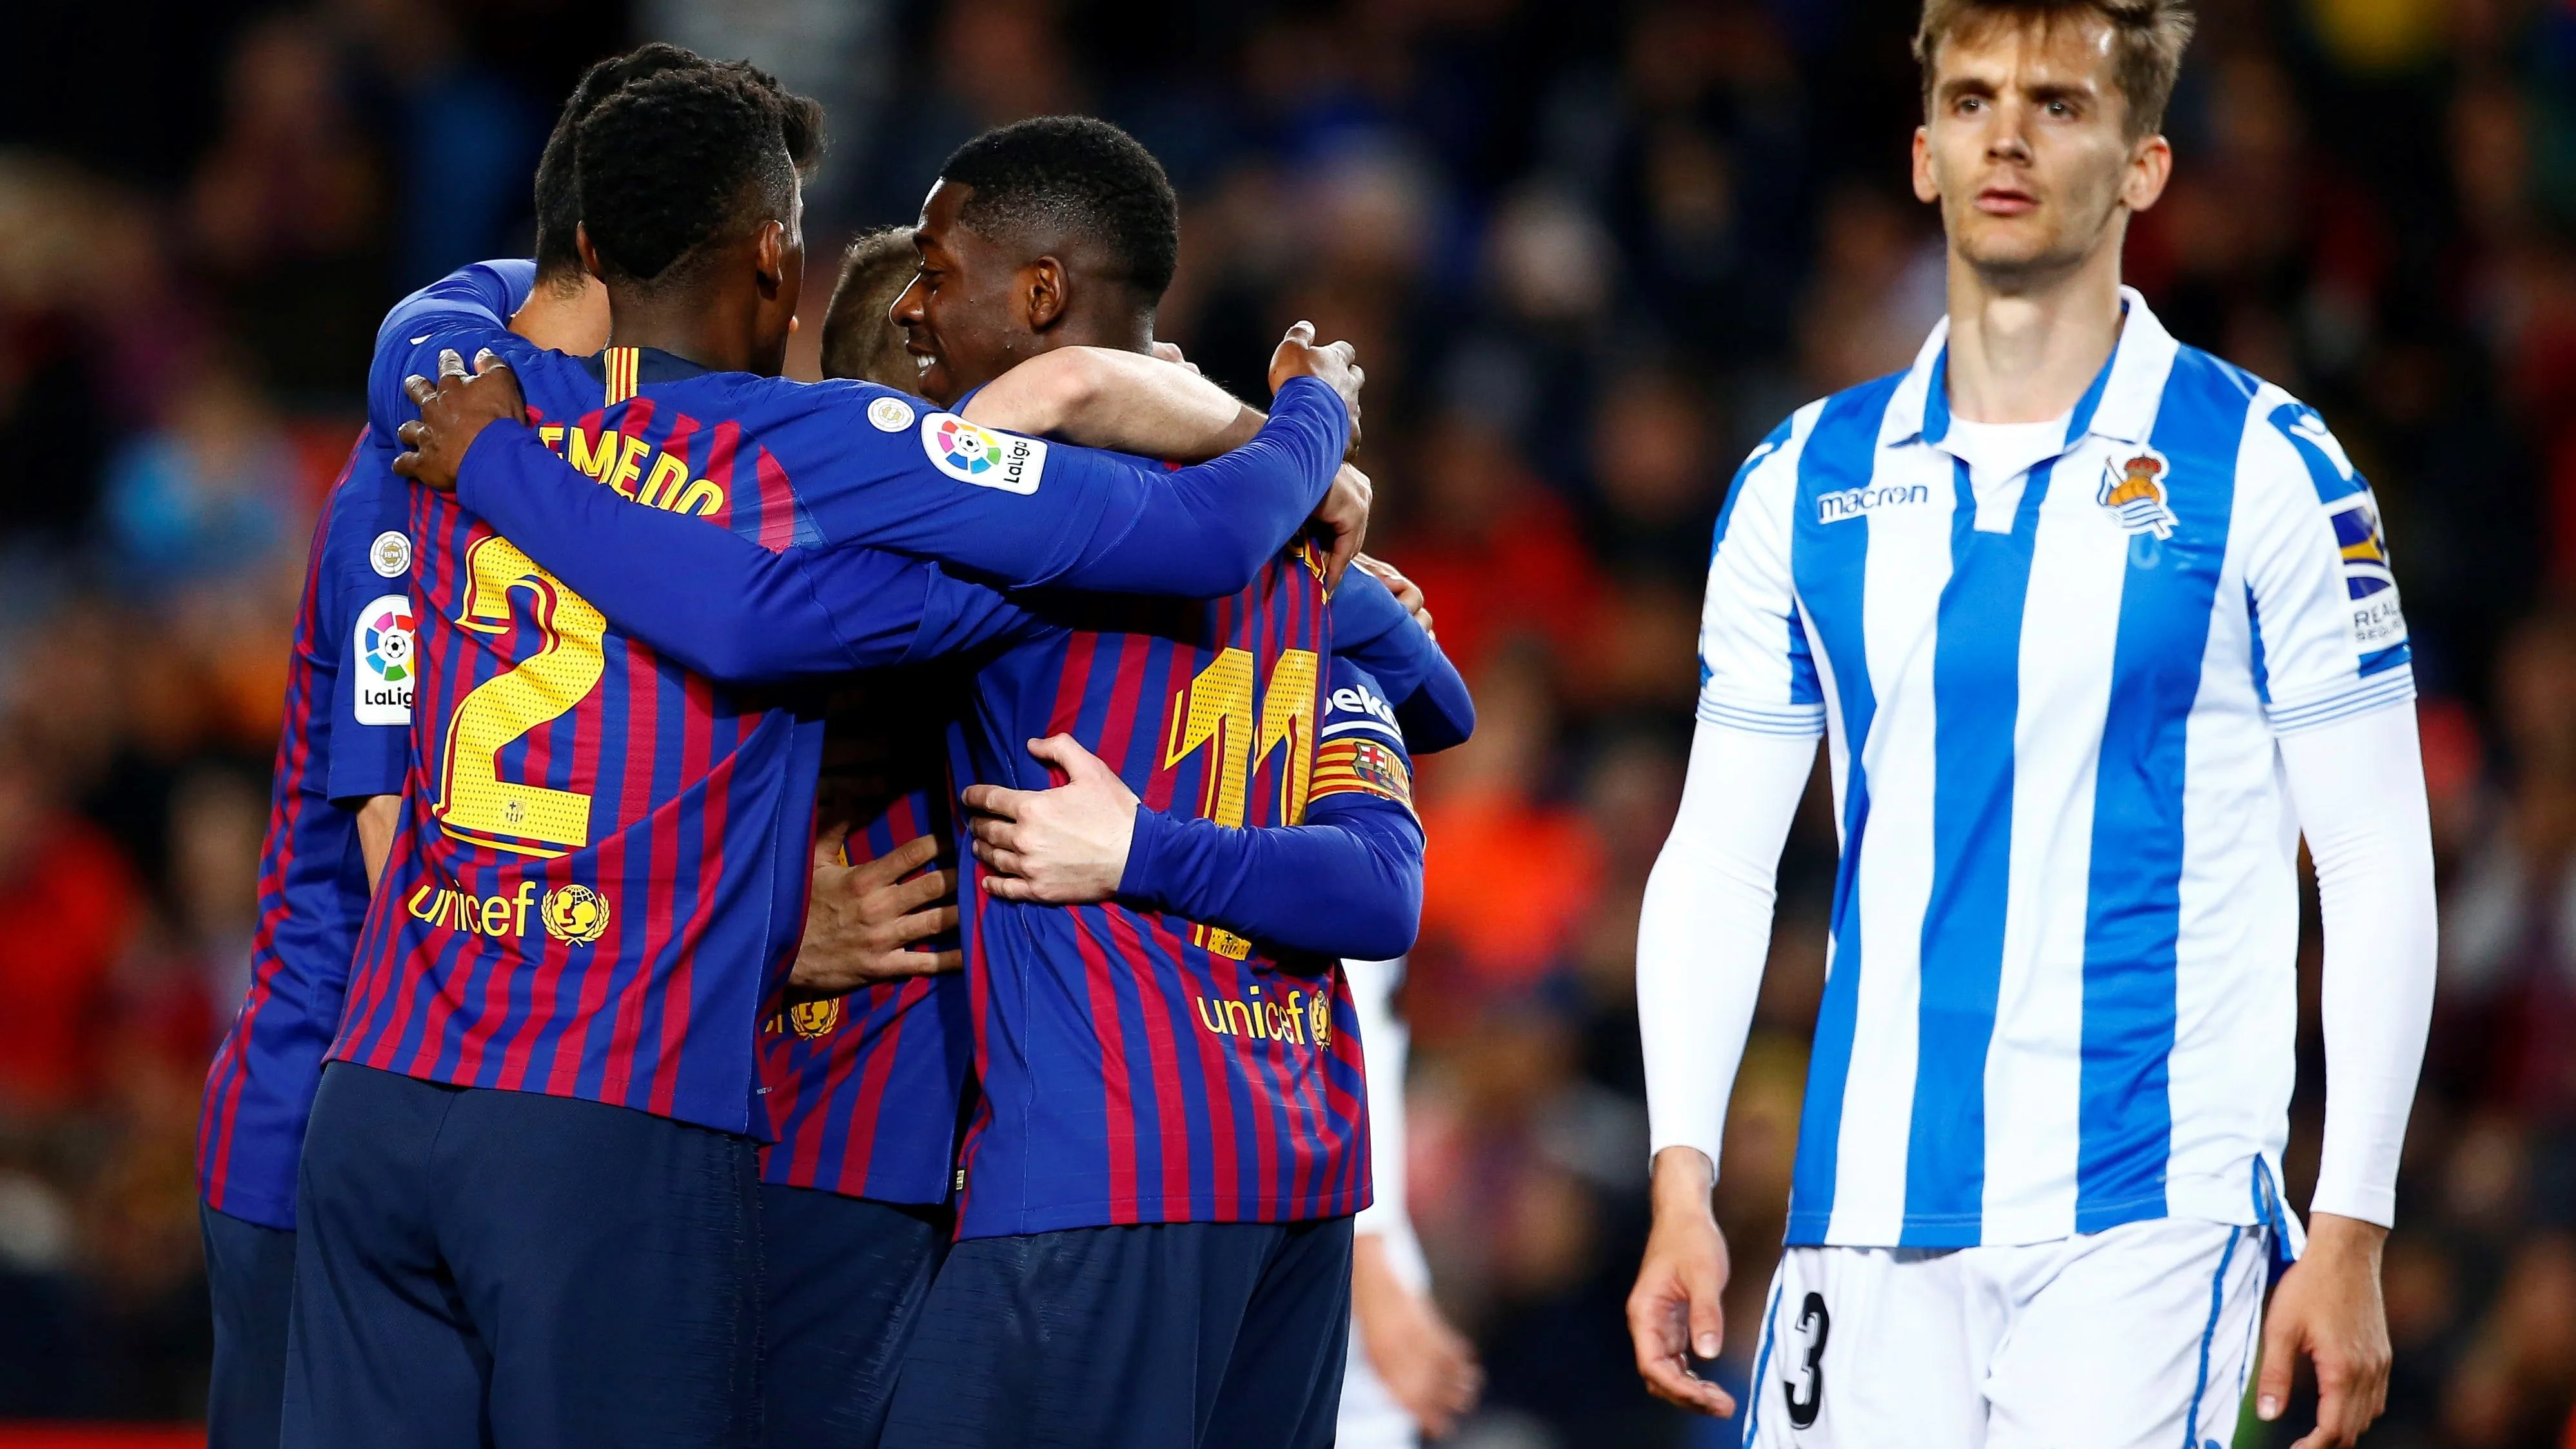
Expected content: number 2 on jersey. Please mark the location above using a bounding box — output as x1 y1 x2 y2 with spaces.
1162 646 1320 958
436 536 607 858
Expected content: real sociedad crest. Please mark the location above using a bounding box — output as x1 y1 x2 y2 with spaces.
2098 446 2179 540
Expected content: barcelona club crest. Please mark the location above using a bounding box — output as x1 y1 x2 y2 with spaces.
2098 446 2179 540
540 884 612 946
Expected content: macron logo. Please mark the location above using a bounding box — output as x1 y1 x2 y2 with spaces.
1816 483 1931 524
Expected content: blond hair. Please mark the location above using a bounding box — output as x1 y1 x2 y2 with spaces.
820 227 925 390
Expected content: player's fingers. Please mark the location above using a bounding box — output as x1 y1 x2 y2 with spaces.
397 420 427 447
405 373 437 406
473 348 507 375
879 947 964 977
812 819 854 871
885 903 961 947
848 832 936 885
959 784 1025 820
983 874 1036 902
1030 732 1114 784
1684 1271 1726 1362
1285 320 1315 346
2256 1305 2300 1423
967 817 1020 854
885 865 958 915
438 348 468 380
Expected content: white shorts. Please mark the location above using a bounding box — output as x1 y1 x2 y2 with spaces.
1743 1217 2266 1449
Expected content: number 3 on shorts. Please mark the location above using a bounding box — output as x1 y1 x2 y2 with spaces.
1784 1292 1828 1429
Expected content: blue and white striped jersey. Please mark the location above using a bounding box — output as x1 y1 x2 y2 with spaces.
1701 290 2409 1249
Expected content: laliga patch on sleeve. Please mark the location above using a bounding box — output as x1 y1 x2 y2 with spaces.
920 412 1046 495
353 593 417 725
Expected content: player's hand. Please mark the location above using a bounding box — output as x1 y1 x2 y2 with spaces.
1266 320 1364 454
393 348 526 493
1354 553 1433 638
1627 1146 1737 1417
789 827 960 997
961 736 1138 905
1353 1235 1482 1436
2256 1212 2392 1449
1310 464 1372 591
1150 340 1201 374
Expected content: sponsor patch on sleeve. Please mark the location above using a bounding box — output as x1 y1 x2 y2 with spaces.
919 412 1047 495
352 594 416 725
2325 490 2407 653
1308 738 1413 814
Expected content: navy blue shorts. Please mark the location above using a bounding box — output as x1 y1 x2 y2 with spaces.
879 1216 1354 1449
758 1184 949 1449
281 1063 761 1449
202 1202 296 1449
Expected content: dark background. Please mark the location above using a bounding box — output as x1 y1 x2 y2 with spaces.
0 0 2571 1443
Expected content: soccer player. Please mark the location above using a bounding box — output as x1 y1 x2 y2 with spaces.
398 115 1450 1449
286 63 1359 1448
190 42 703 1449
1626 1 2435 1445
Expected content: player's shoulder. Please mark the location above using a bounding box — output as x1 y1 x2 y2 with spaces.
318 431 413 581
2174 344 2370 508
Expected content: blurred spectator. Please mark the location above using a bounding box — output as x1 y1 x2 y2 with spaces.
99 366 295 595
0 721 140 1125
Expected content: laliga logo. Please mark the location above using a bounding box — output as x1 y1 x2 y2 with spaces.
541 885 612 946
2098 448 2179 540
935 417 1004 475
363 604 413 682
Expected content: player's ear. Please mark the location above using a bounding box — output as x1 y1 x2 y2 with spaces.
1025 257 1067 332
754 221 790 298
576 224 605 282
2121 132 2174 215
1911 126 1940 204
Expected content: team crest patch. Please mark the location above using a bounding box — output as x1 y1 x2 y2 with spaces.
1308 738 1414 814
2098 447 2179 539
1307 991 1332 1049
867 395 915 433
920 412 1047 494
540 885 612 945
787 997 842 1039
353 594 415 725
370 530 413 578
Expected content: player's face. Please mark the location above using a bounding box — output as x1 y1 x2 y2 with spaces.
1912 15 2170 281
894 181 1023 408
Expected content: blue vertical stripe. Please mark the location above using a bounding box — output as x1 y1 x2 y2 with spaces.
1782 373 1903 1243
2076 353 2239 1231
1903 455 2054 1243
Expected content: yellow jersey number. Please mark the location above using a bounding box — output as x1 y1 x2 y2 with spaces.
1161 646 1320 958
435 536 607 858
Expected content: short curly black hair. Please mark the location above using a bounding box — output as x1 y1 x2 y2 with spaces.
938 117 1179 304
574 63 825 293
532 43 712 289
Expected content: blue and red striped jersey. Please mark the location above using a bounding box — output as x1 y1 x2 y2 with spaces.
199 427 431 1228
758 674 971 1203
331 263 1347 1136
947 549 1372 1238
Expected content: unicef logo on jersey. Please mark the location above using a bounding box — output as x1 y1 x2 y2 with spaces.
919 411 1048 495
540 885 612 946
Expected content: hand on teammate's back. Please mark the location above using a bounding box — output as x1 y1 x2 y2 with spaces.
1353 554 1433 638
393 348 526 491
789 828 961 998
960 735 1139 904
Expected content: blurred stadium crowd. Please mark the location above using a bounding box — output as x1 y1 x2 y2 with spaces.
0 0 2571 1443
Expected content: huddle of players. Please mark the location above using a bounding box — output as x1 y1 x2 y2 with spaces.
197 42 1474 1449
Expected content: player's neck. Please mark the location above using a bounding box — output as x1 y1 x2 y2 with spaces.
1940 241 2126 426
602 290 778 377
509 276 610 355
1037 304 1155 359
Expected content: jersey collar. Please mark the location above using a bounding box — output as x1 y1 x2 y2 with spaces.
1882 286 2181 462
577 345 716 395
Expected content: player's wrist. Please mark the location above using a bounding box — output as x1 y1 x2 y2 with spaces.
1648 1145 1718 1223
2303 1211 2388 1265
